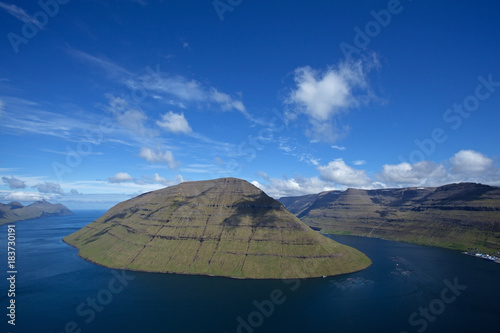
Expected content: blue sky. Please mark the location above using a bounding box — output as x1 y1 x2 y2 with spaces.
1 0 499 209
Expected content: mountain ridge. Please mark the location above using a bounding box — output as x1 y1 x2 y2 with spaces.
0 200 73 225
279 182 500 253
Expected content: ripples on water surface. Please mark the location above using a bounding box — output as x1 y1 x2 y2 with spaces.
1 211 499 333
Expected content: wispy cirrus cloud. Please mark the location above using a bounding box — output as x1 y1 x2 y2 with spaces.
209 88 246 114
67 48 246 114
0 94 235 176
0 96 89 140
0 95 116 146
39 148 103 156
133 72 207 102
105 94 157 137
0 98 4 118
66 48 132 80
0 2 40 26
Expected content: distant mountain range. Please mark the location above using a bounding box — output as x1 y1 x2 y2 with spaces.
279 183 500 253
0 200 73 225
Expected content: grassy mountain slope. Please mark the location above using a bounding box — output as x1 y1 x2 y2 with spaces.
280 183 500 253
64 178 371 279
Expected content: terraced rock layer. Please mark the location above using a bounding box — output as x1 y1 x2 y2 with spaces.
64 178 371 279
280 183 500 253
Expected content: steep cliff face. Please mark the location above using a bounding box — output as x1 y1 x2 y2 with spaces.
64 178 371 279
280 183 500 252
0 200 72 225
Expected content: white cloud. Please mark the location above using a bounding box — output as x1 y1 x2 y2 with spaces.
317 158 371 187
252 176 338 198
152 173 183 186
353 160 366 166
332 145 346 151
0 191 50 202
180 38 189 49
447 150 500 185
0 96 97 141
279 143 293 153
0 2 40 27
209 88 246 114
67 48 132 80
277 138 320 166
256 171 269 181
2 176 26 189
152 173 168 184
449 150 494 175
108 172 135 183
377 150 500 187
256 150 500 199
299 154 320 166
286 58 376 142
156 111 192 134
40 148 103 156
139 74 207 102
134 173 182 187
64 179 165 195
289 66 355 121
377 161 447 186
105 95 155 137
139 147 179 169
32 182 64 195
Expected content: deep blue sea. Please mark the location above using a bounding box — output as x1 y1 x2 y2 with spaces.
1 210 499 333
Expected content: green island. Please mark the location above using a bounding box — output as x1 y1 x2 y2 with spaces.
64 178 371 279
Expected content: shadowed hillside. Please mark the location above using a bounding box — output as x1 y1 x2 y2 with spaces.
280 183 500 253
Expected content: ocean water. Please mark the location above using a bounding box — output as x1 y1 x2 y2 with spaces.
1 211 499 333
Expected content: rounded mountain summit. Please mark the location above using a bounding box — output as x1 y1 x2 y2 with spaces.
64 178 371 279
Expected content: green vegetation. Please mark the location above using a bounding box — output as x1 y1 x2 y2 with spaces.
281 183 500 254
64 178 371 279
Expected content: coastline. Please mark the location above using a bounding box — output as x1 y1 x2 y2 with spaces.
62 236 371 280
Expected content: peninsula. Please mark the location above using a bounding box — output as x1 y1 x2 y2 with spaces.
0 200 73 225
